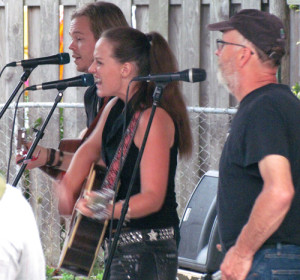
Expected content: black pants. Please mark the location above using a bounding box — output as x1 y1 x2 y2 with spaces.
105 238 178 280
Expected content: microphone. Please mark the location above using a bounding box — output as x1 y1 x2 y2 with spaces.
6 53 70 68
132 68 206 83
25 74 94 91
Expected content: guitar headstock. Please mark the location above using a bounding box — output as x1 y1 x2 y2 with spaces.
16 128 28 156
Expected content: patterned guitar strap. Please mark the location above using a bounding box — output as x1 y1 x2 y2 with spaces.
101 110 142 194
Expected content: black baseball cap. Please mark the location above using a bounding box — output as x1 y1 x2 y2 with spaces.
207 9 286 55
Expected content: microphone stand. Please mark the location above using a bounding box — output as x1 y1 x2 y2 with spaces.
103 82 167 280
12 88 65 187
0 66 36 120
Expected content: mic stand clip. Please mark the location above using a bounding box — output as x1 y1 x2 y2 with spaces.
0 66 36 119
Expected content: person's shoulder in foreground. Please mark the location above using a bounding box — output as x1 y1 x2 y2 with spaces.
0 177 45 280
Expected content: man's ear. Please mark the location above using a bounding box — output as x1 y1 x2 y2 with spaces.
121 62 134 78
239 48 253 68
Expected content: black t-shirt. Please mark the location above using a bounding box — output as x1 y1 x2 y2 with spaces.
84 84 102 127
218 83 300 251
102 99 180 230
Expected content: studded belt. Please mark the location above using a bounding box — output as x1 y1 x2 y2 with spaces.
116 227 175 246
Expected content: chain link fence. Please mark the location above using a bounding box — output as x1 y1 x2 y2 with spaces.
0 102 236 267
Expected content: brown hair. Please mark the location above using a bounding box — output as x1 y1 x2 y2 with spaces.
71 2 129 40
102 27 192 158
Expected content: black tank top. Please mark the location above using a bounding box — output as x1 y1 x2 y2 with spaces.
102 98 180 230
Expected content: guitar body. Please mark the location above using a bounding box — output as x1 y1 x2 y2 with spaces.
58 164 108 276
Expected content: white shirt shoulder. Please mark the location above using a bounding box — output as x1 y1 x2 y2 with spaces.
0 185 45 280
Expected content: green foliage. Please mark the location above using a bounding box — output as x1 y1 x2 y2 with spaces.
0 169 5 177
46 266 104 280
22 117 42 140
46 266 57 279
22 169 31 200
292 82 300 99
32 117 43 131
60 272 76 280
59 107 64 140
289 4 300 11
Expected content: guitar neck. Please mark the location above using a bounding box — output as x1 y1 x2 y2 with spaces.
58 138 82 153
39 138 82 179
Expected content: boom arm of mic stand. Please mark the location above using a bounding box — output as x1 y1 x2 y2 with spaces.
102 83 166 280
0 66 36 120
12 89 65 187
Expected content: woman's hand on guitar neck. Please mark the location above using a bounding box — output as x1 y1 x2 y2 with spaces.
16 142 48 169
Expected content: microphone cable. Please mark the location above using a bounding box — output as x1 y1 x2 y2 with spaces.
6 88 27 183
0 64 8 78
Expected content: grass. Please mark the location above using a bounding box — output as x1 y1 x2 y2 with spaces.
46 266 104 280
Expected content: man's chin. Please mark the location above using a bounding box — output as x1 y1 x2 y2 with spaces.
76 66 88 73
74 61 88 73
217 70 231 92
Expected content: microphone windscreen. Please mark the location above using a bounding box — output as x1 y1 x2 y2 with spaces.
192 68 206 82
83 74 94 86
59 53 70 65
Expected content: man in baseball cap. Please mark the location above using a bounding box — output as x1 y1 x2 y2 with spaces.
208 9 300 280
208 9 286 61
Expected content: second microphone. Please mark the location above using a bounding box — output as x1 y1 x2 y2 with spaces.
25 74 94 91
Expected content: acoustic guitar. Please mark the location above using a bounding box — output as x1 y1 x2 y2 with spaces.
16 129 109 275
17 130 113 276
58 163 112 277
